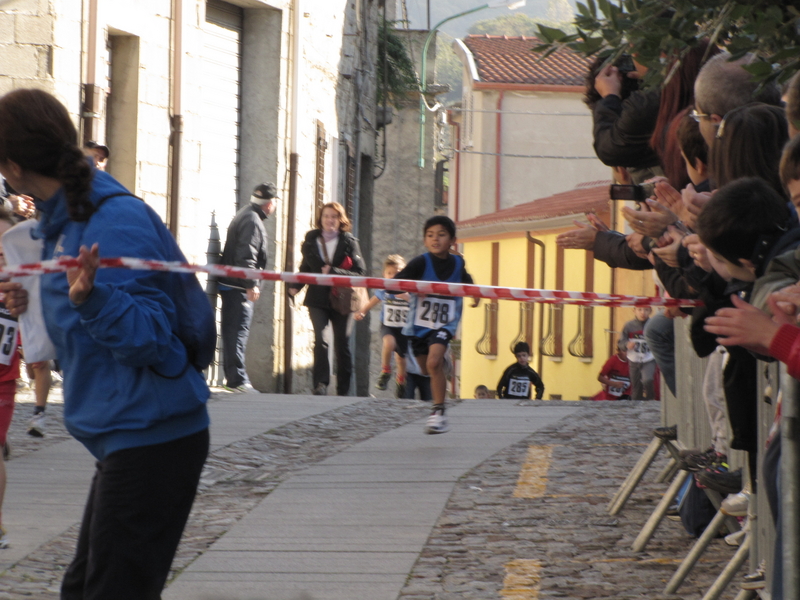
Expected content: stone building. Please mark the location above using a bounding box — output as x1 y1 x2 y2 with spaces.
0 0 390 394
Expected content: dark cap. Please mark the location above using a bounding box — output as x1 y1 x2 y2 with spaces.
513 341 530 355
252 182 279 201
84 140 109 158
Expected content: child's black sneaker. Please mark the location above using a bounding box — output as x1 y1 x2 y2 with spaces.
375 371 391 391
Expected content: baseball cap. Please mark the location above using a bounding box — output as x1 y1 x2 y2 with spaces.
252 182 279 201
85 140 110 159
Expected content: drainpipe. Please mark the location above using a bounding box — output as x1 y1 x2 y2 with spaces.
283 0 303 393
495 90 503 212
81 0 100 144
526 233 545 378
167 0 184 236
452 116 461 222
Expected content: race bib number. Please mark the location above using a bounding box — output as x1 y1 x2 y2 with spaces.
608 377 629 397
413 297 455 330
508 378 531 398
627 335 653 363
383 305 409 327
0 310 18 366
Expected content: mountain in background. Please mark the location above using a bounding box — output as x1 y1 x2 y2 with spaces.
399 0 576 38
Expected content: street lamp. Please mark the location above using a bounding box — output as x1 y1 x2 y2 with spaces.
417 0 526 169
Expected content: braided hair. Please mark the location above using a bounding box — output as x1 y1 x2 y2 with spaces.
0 89 94 221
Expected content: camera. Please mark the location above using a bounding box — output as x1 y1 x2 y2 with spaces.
609 183 656 202
615 54 635 74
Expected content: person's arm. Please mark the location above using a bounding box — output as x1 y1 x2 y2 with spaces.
231 216 262 289
530 369 544 400
289 232 324 294
497 365 512 399
392 256 427 282
592 90 662 169
354 294 381 321
593 231 652 270
461 266 480 308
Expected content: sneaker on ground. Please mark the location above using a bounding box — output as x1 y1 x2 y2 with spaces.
724 527 746 547
0 528 8 549
27 412 46 438
741 560 766 590
721 491 749 517
223 383 256 393
425 407 449 434
696 468 742 495
51 371 64 388
375 371 391 391
653 424 677 440
395 380 406 399
666 503 681 521
312 383 327 396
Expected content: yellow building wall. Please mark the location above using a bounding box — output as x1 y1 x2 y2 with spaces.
460 231 614 401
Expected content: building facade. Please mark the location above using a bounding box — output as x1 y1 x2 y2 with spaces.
0 0 386 394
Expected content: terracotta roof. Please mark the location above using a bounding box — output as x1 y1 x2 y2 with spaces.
463 35 590 87
458 184 610 230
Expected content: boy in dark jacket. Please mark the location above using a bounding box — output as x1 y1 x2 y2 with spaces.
497 342 545 400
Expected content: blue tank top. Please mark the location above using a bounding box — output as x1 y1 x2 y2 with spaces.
403 253 464 338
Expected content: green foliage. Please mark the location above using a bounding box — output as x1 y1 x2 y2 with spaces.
377 20 420 107
533 1 800 86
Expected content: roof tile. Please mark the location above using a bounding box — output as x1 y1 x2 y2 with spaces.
463 35 590 87
458 184 610 230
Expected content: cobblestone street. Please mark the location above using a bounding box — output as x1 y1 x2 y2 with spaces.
0 393 745 599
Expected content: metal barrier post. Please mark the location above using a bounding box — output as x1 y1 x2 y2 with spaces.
700 534 750 600
781 371 799 600
664 509 733 594
204 212 223 387
632 469 690 552
607 437 663 515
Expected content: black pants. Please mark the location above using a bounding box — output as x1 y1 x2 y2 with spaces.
308 306 352 395
220 288 253 387
61 429 209 600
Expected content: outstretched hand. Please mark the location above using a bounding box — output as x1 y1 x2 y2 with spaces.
556 219 601 250
66 243 100 305
704 294 778 354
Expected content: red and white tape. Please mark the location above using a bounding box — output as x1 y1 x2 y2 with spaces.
1 257 701 308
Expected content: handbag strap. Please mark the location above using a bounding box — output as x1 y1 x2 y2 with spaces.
319 234 333 266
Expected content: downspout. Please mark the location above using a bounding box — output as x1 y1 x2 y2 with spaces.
495 90 503 212
452 117 461 222
168 0 184 236
609 206 617 357
81 0 100 144
527 233 545 379
283 0 302 393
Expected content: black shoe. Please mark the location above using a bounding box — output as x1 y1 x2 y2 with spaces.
313 383 327 396
375 371 391 391
696 469 742 495
653 425 677 440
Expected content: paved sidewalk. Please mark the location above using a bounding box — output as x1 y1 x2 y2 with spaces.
163 401 575 600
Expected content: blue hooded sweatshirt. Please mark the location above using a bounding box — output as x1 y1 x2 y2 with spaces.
32 169 209 460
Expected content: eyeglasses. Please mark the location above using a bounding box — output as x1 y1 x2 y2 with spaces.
690 108 711 123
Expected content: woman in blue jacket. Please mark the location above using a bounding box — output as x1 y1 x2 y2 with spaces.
0 89 210 599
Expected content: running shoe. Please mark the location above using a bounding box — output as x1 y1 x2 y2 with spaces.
375 371 391 391
720 491 749 517
395 380 406 399
425 407 449 434
0 528 9 549
27 412 46 438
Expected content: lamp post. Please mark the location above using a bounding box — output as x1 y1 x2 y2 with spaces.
417 0 526 169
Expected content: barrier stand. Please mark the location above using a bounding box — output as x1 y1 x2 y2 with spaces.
631 469 690 552
655 457 678 483
608 436 682 516
700 534 751 600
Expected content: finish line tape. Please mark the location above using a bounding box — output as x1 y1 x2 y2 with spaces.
2 256 701 308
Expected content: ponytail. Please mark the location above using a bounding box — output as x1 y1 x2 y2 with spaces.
57 144 94 221
0 89 94 220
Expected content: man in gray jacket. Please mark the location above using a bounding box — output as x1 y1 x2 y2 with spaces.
218 183 277 391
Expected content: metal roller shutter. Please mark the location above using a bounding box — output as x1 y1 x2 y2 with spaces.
201 0 243 217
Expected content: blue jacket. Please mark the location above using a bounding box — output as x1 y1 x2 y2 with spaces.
33 170 209 460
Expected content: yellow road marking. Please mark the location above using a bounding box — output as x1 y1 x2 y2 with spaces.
513 445 552 498
500 559 542 599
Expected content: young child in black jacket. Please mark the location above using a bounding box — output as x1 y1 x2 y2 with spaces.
497 342 545 400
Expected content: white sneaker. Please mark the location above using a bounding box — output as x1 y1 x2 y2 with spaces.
721 491 749 517
27 412 46 437
724 516 749 547
425 409 449 434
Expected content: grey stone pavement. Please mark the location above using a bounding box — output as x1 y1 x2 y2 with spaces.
0 388 747 599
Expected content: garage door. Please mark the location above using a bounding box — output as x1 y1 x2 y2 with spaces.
201 0 243 222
